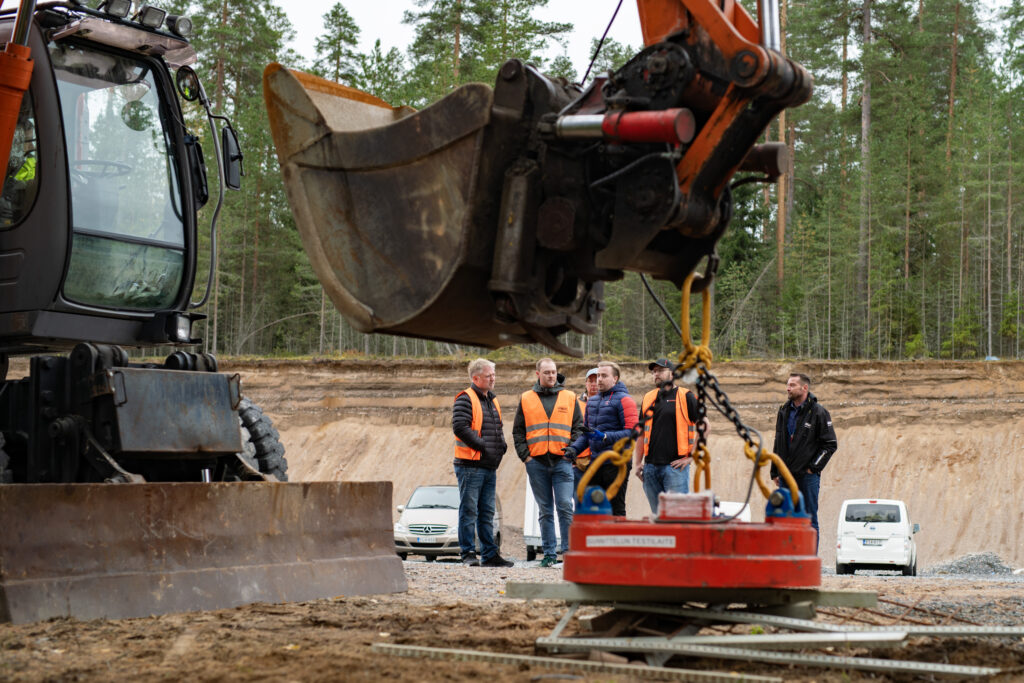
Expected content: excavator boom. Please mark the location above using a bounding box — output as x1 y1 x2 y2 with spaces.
264 0 810 354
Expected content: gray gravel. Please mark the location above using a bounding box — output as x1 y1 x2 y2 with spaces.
922 551 1017 576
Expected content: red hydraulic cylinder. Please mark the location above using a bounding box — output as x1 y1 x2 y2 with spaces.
554 108 696 146
0 1 36 177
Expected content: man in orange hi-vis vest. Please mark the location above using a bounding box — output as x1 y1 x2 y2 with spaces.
452 358 512 568
633 358 702 515
512 358 583 567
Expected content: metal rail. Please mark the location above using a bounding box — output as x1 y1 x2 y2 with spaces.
537 637 1003 678
504 581 877 607
611 603 1024 638
592 631 908 649
371 643 784 682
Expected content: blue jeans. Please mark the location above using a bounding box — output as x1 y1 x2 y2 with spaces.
525 457 574 557
641 462 690 514
454 463 497 561
793 471 820 553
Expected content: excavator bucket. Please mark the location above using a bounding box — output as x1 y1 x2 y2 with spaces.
0 481 406 624
264 13 810 354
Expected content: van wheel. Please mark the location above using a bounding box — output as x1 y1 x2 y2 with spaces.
836 563 852 575
397 552 407 560
526 547 537 562
425 555 437 562
902 560 917 577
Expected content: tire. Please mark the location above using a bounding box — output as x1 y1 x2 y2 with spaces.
425 555 437 563
526 547 537 562
236 397 288 481
0 433 11 484
836 563 852 575
902 560 917 577
397 552 407 560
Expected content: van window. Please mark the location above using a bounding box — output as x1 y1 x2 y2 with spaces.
845 504 901 523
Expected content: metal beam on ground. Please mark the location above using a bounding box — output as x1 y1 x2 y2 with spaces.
504 581 877 608
601 631 908 650
536 637 1003 678
371 643 784 682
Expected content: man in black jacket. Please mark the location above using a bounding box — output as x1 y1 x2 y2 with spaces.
771 373 838 552
452 358 513 567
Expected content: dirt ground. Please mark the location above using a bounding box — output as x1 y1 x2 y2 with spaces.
4 358 1024 681
3 568 1024 682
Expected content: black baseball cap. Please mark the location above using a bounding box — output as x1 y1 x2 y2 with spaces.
648 358 672 370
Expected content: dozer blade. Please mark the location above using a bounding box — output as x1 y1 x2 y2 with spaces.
263 64 557 350
0 482 406 624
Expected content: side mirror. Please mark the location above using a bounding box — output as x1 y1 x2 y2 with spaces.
175 66 201 102
912 523 920 534
396 504 405 513
221 124 242 190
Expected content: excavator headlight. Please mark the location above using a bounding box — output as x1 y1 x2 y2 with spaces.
166 14 193 39
133 5 167 29
99 0 132 18
169 314 192 343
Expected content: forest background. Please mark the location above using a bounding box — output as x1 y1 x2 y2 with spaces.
167 0 1024 361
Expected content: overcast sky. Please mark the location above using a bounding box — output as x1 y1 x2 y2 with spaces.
275 0 643 79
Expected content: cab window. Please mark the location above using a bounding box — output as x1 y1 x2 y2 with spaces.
49 41 186 310
0 93 40 228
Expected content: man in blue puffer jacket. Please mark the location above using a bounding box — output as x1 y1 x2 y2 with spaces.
566 361 638 516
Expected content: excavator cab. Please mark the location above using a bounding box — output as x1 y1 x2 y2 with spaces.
0 3 248 484
0 2 405 623
265 0 811 355
0 6 216 355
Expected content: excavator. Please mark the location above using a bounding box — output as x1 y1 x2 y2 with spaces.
0 0 810 623
0 0 404 624
264 0 819 591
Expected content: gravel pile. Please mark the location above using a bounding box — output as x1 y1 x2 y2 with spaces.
923 551 1016 576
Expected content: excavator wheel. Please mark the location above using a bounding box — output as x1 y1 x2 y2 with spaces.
235 397 288 481
0 433 11 484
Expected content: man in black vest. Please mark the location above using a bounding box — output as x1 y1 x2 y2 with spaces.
452 358 513 567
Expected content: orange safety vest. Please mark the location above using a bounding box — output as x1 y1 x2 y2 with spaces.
454 387 503 461
640 386 696 458
577 397 591 460
521 389 576 457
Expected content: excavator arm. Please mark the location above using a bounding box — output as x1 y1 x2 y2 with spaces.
264 0 811 355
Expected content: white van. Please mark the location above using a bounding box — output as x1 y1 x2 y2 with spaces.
523 482 560 561
835 499 919 576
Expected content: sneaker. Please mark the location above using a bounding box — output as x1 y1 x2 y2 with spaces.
480 555 514 568
539 556 557 568
462 555 480 567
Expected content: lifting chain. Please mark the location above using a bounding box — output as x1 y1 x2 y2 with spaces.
575 268 802 511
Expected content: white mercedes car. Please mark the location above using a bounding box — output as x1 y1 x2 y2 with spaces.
394 485 502 561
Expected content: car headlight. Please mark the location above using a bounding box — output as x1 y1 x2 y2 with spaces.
394 523 407 534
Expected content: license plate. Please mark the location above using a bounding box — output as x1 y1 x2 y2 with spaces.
416 537 422 543
863 538 883 546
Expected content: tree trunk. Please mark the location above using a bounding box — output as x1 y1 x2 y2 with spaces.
453 0 462 85
904 126 911 283
776 0 789 291
776 111 786 291
855 0 872 357
945 1 959 162
986 101 992 358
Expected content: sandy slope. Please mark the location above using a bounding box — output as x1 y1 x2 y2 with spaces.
228 358 1024 570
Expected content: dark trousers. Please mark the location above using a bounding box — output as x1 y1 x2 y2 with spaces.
793 471 821 553
588 462 631 516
